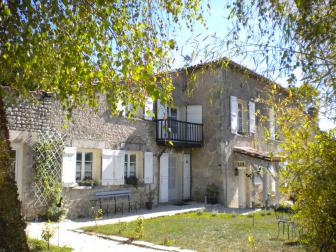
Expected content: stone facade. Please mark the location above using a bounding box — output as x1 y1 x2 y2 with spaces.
5 60 284 219
170 63 283 208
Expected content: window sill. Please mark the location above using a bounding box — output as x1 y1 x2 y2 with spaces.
235 132 251 137
71 183 146 190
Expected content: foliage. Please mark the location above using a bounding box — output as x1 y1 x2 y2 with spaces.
134 216 145 239
77 179 98 187
82 212 305 251
33 140 65 221
268 84 336 250
0 136 29 252
0 1 206 249
28 238 72 252
91 208 104 227
41 221 55 251
0 1 206 116
125 175 138 187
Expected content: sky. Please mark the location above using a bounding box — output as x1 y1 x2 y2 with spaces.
171 0 334 131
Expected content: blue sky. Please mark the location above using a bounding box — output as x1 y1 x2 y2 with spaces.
171 1 334 131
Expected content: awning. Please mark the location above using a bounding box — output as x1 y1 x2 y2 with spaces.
233 146 283 162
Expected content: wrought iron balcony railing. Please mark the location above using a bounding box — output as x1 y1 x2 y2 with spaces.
156 118 203 147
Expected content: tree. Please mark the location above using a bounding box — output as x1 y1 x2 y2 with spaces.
0 1 205 250
191 0 335 119
270 84 336 250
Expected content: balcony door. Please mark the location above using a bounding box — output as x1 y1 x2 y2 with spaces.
167 107 179 139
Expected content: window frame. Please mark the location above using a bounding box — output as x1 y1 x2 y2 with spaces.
124 152 137 183
76 151 93 181
237 99 248 135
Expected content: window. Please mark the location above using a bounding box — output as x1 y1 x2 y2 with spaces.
238 103 243 133
76 152 93 181
124 153 136 183
237 99 248 134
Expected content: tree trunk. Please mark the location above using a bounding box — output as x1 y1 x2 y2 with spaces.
0 94 29 251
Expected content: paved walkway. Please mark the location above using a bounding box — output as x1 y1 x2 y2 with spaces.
26 203 258 252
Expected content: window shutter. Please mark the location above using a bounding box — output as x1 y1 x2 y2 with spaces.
159 153 169 202
230 96 238 134
62 147 77 187
102 149 125 185
269 109 275 140
144 152 154 184
157 99 167 119
187 105 202 123
144 97 154 120
249 101 256 134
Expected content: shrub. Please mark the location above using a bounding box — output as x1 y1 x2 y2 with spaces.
134 216 144 239
41 222 55 251
196 209 204 216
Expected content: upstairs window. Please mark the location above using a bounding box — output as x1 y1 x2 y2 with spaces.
76 152 93 181
237 99 248 135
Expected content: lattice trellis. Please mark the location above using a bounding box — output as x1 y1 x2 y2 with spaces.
27 131 66 208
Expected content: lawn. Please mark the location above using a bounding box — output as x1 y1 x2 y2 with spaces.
28 238 72 252
82 211 305 252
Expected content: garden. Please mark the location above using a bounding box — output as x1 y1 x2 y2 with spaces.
82 210 305 252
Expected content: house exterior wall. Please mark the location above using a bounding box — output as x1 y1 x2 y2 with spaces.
171 66 282 208
6 96 166 219
5 61 284 219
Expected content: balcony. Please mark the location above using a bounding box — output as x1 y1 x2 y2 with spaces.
156 118 203 147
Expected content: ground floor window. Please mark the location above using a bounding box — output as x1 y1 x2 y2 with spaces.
76 152 93 181
124 153 136 184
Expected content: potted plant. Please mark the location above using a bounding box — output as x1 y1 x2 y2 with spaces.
206 184 219 204
145 189 155 210
125 175 138 188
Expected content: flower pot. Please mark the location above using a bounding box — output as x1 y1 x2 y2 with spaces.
145 201 153 210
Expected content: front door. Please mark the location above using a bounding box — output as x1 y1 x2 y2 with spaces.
168 155 177 201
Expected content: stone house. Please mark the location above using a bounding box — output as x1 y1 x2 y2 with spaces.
6 59 285 219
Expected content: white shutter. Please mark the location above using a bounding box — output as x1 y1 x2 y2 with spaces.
144 152 154 184
62 147 77 187
102 149 125 185
249 101 256 134
159 153 169 202
187 105 202 123
183 154 191 200
230 96 238 134
144 97 154 120
157 99 167 119
269 108 275 140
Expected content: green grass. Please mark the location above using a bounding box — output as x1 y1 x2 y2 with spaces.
82 211 306 252
28 238 72 252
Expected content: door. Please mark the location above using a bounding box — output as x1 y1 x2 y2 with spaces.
183 154 191 200
168 155 177 201
238 168 246 208
168 107 179 139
